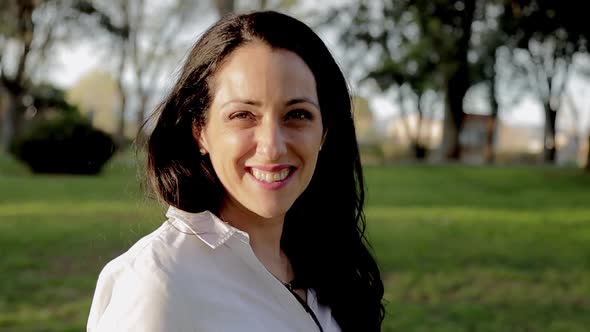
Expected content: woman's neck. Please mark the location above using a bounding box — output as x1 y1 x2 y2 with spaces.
219 202 293 283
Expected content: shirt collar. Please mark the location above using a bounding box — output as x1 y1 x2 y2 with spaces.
165 206 246 249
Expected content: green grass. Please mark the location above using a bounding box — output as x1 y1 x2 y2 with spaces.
364 165 590 332
1 155 589 331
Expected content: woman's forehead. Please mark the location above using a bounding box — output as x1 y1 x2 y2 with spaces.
210 43 318 105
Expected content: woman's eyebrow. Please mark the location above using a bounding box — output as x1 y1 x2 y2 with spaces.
286 98 319 109
221 99 261 108
222 98 319 109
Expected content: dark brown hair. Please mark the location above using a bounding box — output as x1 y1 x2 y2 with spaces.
146 11 384 331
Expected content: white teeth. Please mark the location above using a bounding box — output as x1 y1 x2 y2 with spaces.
251 168 290 183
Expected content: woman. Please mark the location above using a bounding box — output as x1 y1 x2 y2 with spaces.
87 10 384 332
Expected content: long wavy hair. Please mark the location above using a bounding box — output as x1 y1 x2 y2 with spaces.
145 10 384 331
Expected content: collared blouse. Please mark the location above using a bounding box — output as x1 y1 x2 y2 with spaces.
87 206 341 332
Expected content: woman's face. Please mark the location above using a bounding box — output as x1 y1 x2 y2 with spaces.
197 42 324 220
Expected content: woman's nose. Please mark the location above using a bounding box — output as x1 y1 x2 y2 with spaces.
255 120 287 161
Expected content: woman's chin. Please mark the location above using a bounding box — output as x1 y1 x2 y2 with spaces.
250 205 290 221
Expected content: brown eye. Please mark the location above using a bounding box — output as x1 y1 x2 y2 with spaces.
285 109 313 121
229 111 254 120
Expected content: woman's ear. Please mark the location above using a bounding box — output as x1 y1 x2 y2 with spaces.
320 129 328 151
193 126 209 155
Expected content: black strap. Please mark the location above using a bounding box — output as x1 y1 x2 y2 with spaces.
283 281 324 332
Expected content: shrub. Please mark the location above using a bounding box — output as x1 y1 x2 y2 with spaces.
11 112 117 174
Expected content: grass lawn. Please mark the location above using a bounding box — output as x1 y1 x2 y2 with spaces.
1 154 589 331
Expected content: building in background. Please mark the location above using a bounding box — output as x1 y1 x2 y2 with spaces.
460 114 496 164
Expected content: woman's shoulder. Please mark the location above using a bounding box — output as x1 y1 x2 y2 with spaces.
99 208 222 279
94 207 244 288
97 221 174 281
88 209 219 331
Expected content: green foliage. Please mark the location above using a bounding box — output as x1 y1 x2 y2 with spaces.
339 0 474 91
10 110 117 174
336 0 478 159
500 0 587 52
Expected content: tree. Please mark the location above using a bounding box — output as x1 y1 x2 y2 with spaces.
0 0 110 151
468 1 508 163
500 0 587 163
362 33 445 160
563 76 590 171
336 0 477 160
80 0 208 143
1 0 36 151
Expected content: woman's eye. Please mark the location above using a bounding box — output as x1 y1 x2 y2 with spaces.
286 109 313 121
229 111 254 120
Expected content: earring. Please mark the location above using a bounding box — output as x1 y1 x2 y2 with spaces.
199 148 207 156
319 145 323 151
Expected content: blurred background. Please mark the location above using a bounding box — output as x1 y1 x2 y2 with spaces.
0 1 588 331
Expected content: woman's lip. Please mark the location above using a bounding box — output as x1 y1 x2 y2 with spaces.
247 167 296 190
246 164 294 172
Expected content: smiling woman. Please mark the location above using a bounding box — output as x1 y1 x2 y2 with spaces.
198 43 325 221
87 10 384 332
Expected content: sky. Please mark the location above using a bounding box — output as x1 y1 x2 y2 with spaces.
46 1 590 136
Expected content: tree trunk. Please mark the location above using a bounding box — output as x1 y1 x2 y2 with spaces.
0 87 26 152
1 94 18 152
115 42 127 144
116 88 127 144
136 93 148 142
1 1 33 152
439 0 475 161
414 97 427 160
441 69 470 160
440 101 461 160
543 104 557 163
586 135 590 172
424 96 437 156
486 79 499 164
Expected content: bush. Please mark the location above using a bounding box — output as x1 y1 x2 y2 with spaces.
11 112 117 174
359 141 385 165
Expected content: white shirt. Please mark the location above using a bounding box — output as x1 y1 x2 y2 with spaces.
87 206 341 332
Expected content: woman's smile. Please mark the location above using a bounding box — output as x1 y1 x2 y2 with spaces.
247 165 297 189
